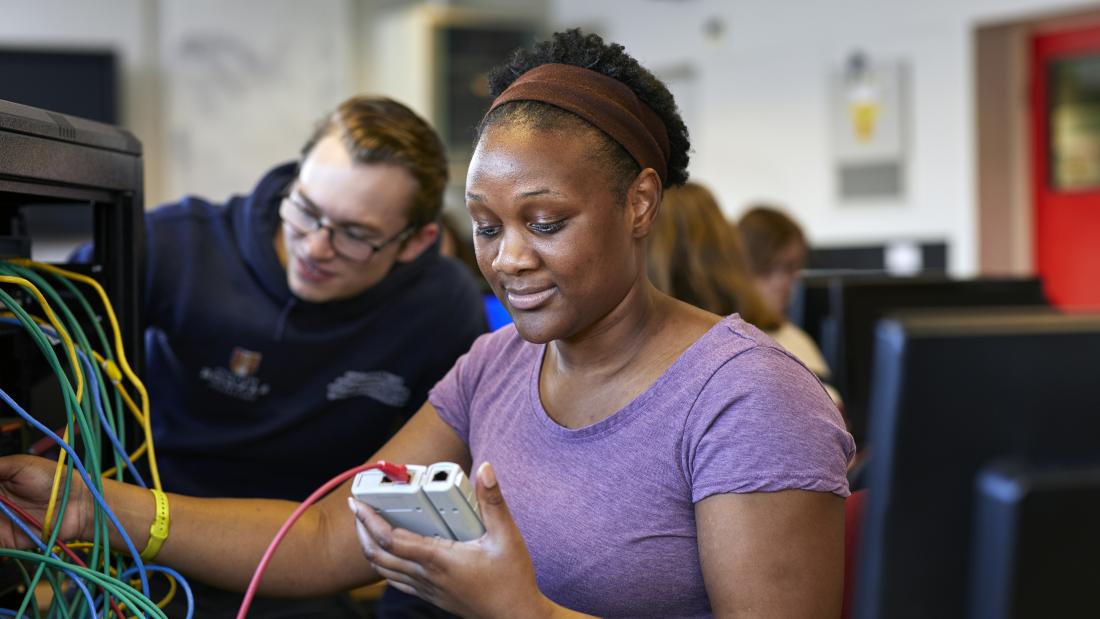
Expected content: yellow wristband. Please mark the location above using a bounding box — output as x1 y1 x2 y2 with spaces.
140 489 170 562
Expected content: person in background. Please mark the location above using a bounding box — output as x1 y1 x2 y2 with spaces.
439 211 512 332
647 182 781 331
1 30 853 619
739 204 838 400
650 185 841 406
438 211 479 281
75 96 482 618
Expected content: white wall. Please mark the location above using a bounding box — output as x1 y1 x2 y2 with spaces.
550 0 1100 275
158 0 355 203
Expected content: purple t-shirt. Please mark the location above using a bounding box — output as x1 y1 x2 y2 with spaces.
429 315 854 618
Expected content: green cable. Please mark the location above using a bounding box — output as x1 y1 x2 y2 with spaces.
11 557 45 619
0 550 166 618
0 279 151 619
0 288 85 617
41 268 132 485
3 266 106 471
28 265 150 619
0 287 120 617
1 265 157 617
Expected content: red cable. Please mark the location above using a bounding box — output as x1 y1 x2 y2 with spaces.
235 461 409 619
0 494 128 618
29 423 78 456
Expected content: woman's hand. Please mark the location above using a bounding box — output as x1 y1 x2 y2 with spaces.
0 455 91 547
348 462 560 619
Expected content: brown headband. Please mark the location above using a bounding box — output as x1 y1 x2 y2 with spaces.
487 63 671 184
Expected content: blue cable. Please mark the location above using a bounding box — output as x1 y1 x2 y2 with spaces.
0 501 97 615
117 565 194 619
77 350 148 488
0 386 151 595
0 318 146 489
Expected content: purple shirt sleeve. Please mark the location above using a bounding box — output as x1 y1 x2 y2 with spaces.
683 345 855 502
429 327 509 443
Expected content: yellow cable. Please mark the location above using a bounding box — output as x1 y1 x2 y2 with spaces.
155 572 177 609
0 276 83 402
92 351 146 423
125 571 178 609
44 438 69 532
54 541 94 553
12 260 162 491
0 276 85 530
91 350 152 479
1 269 160 616
0 313 150 480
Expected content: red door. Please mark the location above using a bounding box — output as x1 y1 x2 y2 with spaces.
1032 24 1100 309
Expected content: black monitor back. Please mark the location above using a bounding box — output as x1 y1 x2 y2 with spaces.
831 277 1047 445
853 311 1100 619
969 462 1100 618
788 271 888 367
0 98 144 452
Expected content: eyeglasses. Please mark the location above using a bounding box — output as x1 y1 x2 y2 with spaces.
278 191 414 262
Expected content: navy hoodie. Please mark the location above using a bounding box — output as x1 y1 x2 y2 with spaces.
136 163 486 500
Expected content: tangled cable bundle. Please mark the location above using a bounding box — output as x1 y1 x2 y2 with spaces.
0 259 192 619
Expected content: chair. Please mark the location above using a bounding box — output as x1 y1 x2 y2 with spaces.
841 489 868 619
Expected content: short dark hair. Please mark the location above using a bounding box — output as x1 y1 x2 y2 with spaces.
477 29 690 197
302 96 447 229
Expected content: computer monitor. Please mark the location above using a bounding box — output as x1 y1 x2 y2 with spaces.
0 48 118 124
787 271 887 365
0 98 144 455
829 277 1047 445
852 311 1100 619
788 274 848 347
968 461 1100 618
482 292 512 331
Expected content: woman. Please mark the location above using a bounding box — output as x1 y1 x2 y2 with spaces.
647 182 780 330
738 205 836 389
0 30 852 618
649 185 841 409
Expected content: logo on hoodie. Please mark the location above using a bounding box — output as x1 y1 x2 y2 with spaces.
229 347 262 377
199 347 271 402
327 371 410 407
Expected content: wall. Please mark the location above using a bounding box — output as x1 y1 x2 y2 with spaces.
550 0 1100 276
157 0 354 203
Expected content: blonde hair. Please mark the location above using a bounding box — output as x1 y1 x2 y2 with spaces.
302 97 447 229
648 183 781 330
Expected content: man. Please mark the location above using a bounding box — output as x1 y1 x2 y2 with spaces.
81 97 483 617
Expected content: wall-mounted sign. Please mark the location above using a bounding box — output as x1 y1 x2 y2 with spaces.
830 53 909 200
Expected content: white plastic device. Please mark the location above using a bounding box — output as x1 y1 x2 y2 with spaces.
351 462 484 541
423 462 485 541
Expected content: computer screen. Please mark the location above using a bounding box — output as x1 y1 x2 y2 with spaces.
852 311 1100 618
828 277 1047 445
0 48 117 124
482 292 512 331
